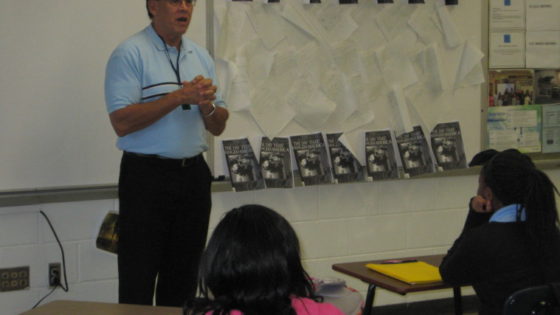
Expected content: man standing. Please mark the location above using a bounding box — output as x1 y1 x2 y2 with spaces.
104 0 228 307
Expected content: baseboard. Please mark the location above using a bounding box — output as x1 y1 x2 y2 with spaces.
370 295 479 315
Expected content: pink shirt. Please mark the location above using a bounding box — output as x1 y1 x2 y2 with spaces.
205 297 345 315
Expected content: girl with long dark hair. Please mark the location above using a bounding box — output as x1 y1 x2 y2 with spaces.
440 149 560 315
184 205 345 315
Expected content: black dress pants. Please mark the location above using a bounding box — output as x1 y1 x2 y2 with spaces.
117 152 212 307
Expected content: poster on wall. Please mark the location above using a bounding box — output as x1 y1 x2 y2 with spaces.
290 133 332 186
365 130 399 181
396 126 435 178
487 105 542 153
526 31 560 68
489 31 525 68
259 137 294 188
326 133 364 184
489 0 525 31
526 0 560 31
534 69 560 104
542 104 560 153
488 69 534 107
430 122 467 171
223 138 265 192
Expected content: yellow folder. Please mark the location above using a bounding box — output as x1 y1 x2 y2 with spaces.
365 261 442 285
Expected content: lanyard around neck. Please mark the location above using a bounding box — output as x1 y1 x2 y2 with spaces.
158 35 190 110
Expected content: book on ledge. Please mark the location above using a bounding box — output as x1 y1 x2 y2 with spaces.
365 261 442 285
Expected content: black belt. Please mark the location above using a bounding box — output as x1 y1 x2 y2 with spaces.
124 151 203 168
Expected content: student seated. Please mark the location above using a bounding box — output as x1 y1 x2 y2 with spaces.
439 149 560 315
184 204 345 315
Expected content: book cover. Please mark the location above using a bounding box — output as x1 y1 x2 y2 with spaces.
365 130 399 180
396 126 435 177
430 122 467 171
365 261 442 285
290 133 333 186
222 138 265 192
326 133 364 184
259 137 294 188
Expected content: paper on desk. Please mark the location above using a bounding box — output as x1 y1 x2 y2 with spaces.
526 0 560 31
391 85 414 133
454 41 485 89
250 87 295 138
436 4 462 48
526 31 560 68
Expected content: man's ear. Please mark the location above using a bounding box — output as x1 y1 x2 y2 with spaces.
147 0 157 17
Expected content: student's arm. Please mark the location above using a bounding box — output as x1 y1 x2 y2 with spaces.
462 197 493 231
439 231 481 285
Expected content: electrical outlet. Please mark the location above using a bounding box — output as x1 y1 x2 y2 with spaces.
0 266 30 292
49 263 61 287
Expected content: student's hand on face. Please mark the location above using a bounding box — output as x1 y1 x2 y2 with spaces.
471 195 493 213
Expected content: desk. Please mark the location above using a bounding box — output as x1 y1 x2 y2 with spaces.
20 300 182 315
333 254 463 315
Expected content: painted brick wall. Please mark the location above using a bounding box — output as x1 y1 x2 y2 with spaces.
1 170 559 314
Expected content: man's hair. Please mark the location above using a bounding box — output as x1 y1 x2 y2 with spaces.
146 0 153 19
185 205 317 315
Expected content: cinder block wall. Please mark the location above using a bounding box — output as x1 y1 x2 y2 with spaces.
2 170 559 314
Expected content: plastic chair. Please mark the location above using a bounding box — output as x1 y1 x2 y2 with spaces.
503 283 560 315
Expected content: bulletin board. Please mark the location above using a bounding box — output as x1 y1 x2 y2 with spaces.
211 0 486 177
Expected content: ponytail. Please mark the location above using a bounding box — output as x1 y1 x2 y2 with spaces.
483 149 560 256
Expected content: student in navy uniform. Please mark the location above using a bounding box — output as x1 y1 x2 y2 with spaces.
440 149 560 315
104 0 229 307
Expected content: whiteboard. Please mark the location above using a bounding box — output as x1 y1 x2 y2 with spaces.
212 0 484 176
0 0 207 191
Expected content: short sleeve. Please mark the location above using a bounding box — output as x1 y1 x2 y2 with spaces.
104 45 142 114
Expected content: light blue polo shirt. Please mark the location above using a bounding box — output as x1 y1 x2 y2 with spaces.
105 25 226 159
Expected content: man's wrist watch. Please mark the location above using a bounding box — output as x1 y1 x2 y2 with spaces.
204 103 216 117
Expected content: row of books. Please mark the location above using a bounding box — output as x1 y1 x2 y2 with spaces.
222 122 466 192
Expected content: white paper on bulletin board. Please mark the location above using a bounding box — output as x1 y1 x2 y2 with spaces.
211 0 484 177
